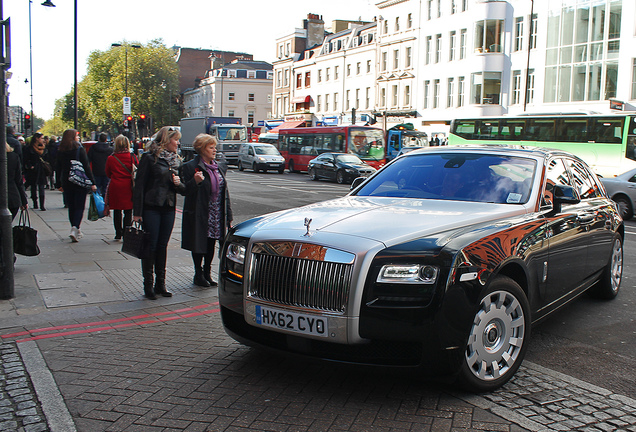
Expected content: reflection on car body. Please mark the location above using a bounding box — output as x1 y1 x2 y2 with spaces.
219 145 624 392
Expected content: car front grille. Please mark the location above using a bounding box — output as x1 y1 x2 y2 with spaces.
248 242 354 313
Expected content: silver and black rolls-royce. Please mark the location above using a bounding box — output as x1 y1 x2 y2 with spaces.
219 145 624 391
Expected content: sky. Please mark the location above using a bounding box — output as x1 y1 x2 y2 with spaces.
3 0 380 121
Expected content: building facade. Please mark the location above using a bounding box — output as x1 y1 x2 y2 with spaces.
182 60 273 127
273 0 636 134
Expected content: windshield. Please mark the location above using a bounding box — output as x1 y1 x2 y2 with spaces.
403 133 429 147
254 145 280 156
218 126 247 141
348 128 385 160
336 154 363 164
354 153 536 204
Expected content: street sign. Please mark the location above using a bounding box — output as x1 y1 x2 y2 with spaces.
123 97 131 115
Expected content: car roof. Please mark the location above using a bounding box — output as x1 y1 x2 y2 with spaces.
401 144 579 161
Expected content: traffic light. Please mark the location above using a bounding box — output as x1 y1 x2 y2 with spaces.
24 113 31 130
137 114 146 129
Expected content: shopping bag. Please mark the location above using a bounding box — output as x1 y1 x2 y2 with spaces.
68 148 93 189
121 222 151 259
93 191 106 217
13 209 40 256
88 193 99 221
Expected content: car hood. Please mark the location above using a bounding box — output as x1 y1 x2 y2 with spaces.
248 196 531 246
341 163 374 170
258 154 284 161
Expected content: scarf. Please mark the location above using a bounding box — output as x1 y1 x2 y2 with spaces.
157 149 181 171
33 142 45 156
202 159 221 201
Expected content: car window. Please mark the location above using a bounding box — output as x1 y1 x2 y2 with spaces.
629 174 636 183
254 146 280 155
565 159 602 199
543 158 572 206
336 154 363 164
248 147 254 156
354 153 536 204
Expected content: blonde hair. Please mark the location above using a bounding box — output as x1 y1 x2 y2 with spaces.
149 126 181 155
6 143 12 152
193 133 217 154
114 134 131 152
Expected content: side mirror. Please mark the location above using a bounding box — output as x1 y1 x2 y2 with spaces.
350 177 365 191
553 184 580 205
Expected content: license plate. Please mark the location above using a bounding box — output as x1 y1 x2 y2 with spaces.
255 305 328 337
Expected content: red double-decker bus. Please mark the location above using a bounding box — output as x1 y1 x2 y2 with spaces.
278 126 386 173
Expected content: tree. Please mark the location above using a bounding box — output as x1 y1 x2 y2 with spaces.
58 39 180 137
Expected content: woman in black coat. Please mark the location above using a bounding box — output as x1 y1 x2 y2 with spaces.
23 132 48 210
180 133 233 287
6 143 28 219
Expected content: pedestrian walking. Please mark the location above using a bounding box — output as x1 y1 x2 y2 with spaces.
180 133 233 287
5 143 28 220
6 126 22 163
46 136 58 189
87 132 113 197
56 129 97 242
132 126 185 300
105 135 137 240
23 132 49 211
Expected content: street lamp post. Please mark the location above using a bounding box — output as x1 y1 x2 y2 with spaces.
111 43 141 98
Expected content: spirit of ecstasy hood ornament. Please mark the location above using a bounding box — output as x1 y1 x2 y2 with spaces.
303 217 312 237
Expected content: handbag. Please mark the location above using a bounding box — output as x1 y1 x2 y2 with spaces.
121 221 151 259
40 157 53 177
68 147 93 189
13 209 41 256
88 191 107 221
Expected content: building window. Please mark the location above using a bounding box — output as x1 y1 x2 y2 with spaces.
384 20 388 34
365 87 370 109
526 69 535 104
305 71 311 87
433 79 440 108
380 88 386 107
355 89 360 108
382 52 388 71
334 92 338 111
460 29 467 59
406 47 412 68
449 31 456 61
475 20 503 53
247 111 254 124
228 110 235 117
462 0 467 12
437 0 441 17
347 64 351 76
404 85 411 105
427 0 432 20
451 0 457 14
296 74 302 89
514 17 524 52
632 59 636 100
317 95 322 112
367 60 372 73
435 34 442 63
424 80 430 109
317 69 322 83
447 78 455 107
407 13 413 28
471 72 501 105
276 71 282 88
335 66 339 80
426 36 432 64
325 94 330 112
356 62 361 75
228 92 235 101
391 85 398 107
346 90 350 110
530 13 537 49
458 76 465 107
395 17 400 32
284 69 289 87
326 68 330 81
248 93 255 102
393 49 399 69
512 71 521 105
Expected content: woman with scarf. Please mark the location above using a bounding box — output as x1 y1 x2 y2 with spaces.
133 126 185 300
23 132 49 210
180 134 233 287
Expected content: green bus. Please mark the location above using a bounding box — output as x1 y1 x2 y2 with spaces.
448 114 636 177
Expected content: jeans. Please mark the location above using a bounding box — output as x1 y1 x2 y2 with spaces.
63 186 88 228
94 176 109 198
142 206 176 252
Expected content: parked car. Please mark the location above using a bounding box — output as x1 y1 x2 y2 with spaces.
600 167 636 220
307 153 377 184
219 145 623 392
238 143 285 173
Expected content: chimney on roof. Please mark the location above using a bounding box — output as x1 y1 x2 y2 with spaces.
305 13 325 48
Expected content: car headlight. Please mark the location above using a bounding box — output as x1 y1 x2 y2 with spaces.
226 243 246 264
377 264 439 284
258 157 266 161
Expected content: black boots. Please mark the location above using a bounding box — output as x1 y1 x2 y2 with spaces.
154 248 172 297
203 263 218 286
142 257 156 300
39 195 46 211
193 266 210 287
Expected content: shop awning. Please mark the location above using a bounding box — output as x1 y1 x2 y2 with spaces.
269 120 305 133
291 95 312 104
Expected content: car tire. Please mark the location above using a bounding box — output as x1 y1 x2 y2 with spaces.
613 195 633 220
238 161 244 171
278 168 284 174
288 160 295 173
588 234 623 300
308 168 318 181
336 170 346 184
458 276 530 392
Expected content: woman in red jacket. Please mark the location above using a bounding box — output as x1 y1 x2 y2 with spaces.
105 135 138 240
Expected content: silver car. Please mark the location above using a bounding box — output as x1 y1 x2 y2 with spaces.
600 168 636 220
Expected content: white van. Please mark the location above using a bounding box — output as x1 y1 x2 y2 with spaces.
238 143 285 173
